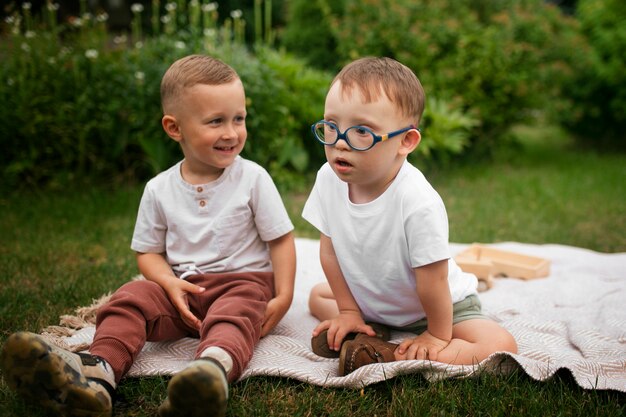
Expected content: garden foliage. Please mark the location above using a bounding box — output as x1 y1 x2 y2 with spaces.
2 0 624 190
558 0 626 148
0 1 330 190
283 0 592 155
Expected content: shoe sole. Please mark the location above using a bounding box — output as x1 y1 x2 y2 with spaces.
0 332 112 417
158 362 227 417
337 340 352 376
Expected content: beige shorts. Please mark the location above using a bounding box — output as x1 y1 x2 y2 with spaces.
392 294 486 334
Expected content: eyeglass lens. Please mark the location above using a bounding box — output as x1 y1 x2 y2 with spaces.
314 123 374 150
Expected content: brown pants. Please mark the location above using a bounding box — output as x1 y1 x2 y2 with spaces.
89 272 274 383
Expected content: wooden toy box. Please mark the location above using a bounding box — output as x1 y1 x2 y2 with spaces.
455 244 550 288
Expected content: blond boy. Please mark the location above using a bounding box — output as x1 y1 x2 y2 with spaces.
1 55 296 417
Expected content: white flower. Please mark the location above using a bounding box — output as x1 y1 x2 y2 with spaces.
21 43 31 52
202 2 218 12
174 41 186 49
47 3 60 11
189 0 199 6
25 30 35 38
230 10 242 19
131 3 144 13
22 2 32 10
165 2 177 12
5 16 15 24
7 78 15 86
47 57 57 65
160 15 171 24
71 17 83 27
96 13 109 23
203 28 216 38
113 34 127 44
82 13 92 21
135 41 143 49
134 71 145 82
85 49 99 59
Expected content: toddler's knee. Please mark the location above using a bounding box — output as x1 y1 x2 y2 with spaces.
308 283 324 310
503 333 518 354
110 279 161 301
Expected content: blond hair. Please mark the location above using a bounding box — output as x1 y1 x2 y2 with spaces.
332 57 425 124
160 54 239 113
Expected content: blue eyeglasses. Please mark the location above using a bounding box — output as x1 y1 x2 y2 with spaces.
311 120 418 151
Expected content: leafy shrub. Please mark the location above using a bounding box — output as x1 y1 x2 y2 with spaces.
557 0 626 149
281 0 344 71
284 0 587 157
413 97 479 165
0 1 329 191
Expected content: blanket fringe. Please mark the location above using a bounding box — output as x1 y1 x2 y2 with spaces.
40 276 144 352
41 292 113 352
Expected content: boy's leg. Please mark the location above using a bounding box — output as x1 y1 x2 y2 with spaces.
337 319 517 376
158 272 274 417
90 279 196 383
309 282 339 320
434 319 518 365
193 272 274 381
1 279 194 416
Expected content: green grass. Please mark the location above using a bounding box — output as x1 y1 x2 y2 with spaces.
434 125 626 252
1 128 624 416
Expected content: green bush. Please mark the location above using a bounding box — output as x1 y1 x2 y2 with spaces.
558 0 626 149
0 1 330 191
413 97 479 166
284 0 587 157
281 0 344 71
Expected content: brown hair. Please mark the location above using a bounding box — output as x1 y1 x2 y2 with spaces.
160 54 239 113
331 57 425 124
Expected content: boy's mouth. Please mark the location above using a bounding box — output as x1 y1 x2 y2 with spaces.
335 157 352 167
215 145 236 152
333 157 353 173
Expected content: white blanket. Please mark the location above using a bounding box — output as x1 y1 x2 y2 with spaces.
62 239 626 392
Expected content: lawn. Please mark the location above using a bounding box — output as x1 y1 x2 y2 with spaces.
1 126 624 416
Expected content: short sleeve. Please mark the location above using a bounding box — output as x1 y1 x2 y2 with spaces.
130 183 167 253
301 168 330 237
250 168 294 242
405 199 451 267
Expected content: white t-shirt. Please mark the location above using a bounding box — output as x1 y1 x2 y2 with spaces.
302 160 477 327
131 156 293 276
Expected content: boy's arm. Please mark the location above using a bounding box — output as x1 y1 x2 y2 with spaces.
314 234 377 351
261 231 296 336
136 252 205 330
396 259 452 361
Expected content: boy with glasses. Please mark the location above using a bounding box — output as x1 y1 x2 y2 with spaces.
304 57 517 376
1 54 296 417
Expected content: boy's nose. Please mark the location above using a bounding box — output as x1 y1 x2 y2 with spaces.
222 124 238 139
334 137 351 151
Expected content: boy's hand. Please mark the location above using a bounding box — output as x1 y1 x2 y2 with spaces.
261 295 292 337
162 278 205 330
396 330 449 361
312 311 377 353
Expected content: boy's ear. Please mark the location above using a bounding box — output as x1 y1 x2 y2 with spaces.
162 114 182 142
398 128 421 156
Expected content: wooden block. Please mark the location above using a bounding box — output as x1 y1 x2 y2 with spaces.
455 244 550 280
453 256 494 292
454 257 493 279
